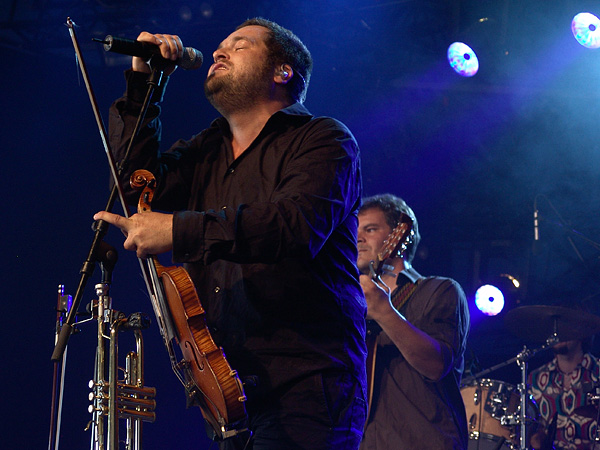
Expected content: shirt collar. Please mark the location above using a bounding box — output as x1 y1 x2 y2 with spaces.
212 102 313 134
397 265 423 285
549 352 593 372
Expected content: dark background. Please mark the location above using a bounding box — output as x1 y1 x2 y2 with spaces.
2 0 600 448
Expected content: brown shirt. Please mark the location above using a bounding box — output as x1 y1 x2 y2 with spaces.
361 267 470 449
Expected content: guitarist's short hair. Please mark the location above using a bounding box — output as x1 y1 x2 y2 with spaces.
360 193 421 263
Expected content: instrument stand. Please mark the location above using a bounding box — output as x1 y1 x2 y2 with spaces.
48 286 73 450
463 333 558 450
515 345 534 450
48 241 118 450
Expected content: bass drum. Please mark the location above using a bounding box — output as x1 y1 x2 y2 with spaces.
461 379 538 450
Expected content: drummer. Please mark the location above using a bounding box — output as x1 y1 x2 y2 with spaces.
528 335 600 449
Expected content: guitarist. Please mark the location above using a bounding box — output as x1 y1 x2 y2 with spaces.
357 194 470 450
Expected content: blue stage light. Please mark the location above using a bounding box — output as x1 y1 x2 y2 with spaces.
475 284 505 316
447 42 479 77
571 12 600 49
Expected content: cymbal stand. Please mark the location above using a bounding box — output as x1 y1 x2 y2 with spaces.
514 346 533 450
463 334 558 450
513 333 558 450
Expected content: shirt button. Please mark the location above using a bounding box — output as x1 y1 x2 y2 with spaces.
214 286 221 293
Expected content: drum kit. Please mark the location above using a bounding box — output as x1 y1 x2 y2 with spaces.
461 305 600 450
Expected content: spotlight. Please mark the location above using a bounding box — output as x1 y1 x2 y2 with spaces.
474 273 521 317
475 284 505 316
571 12 600 49
447 42 479 77
501 273 520 289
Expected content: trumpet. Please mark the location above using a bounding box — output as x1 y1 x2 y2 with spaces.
87 282 156 450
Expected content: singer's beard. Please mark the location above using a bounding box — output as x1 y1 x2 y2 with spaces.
204 63 272 116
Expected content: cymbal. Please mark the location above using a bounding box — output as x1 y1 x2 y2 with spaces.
504 305 600 343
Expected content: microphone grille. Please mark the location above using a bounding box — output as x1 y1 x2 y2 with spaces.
180 47 203 70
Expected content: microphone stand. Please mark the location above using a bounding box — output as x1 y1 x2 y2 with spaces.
534 194 600 258
52 17 167 363
50 17 178 446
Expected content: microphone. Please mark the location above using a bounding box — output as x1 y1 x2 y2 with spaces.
532 201 542 255
534 208 539 241
94 35 203 70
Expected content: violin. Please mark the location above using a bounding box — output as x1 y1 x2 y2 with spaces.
131 169 247 440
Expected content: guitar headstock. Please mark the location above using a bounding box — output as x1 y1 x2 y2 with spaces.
374 213 414 276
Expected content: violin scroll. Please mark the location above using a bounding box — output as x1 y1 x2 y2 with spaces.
130 169 157 213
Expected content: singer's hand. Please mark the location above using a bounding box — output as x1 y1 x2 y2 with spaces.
133 31 183 75
94 211 173 258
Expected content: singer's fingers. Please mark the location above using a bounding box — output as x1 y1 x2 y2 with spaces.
131 31 164 73
136 31 163 46
94 211 130 235
156 34 183 61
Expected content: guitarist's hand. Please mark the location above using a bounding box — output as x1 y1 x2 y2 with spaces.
360 274 395 320
360 272 448 381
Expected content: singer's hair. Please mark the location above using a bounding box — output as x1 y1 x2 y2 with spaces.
237 18 312 104
360 193 421 264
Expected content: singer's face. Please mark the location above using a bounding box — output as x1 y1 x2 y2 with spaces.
204 25 274 110
357 208 393 275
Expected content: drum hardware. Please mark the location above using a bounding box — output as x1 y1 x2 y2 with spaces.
462 378 539 450
506 305 600 449
463 304 600 450
585 382 600 406
462 336 559 449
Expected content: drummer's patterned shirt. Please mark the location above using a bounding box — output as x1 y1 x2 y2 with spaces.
528 353 600 450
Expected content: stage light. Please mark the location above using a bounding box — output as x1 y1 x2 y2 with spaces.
474 273 521 317
501 273 520 289
447 42 479 77
475 284 505 316
571 12 600 49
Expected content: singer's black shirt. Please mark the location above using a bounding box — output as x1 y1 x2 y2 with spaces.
108 70 367 401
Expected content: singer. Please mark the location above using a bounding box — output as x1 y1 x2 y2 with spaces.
94 18 367 450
